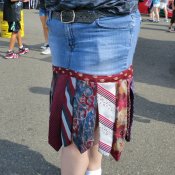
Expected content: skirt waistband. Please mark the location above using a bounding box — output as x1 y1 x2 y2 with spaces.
52 66 133 83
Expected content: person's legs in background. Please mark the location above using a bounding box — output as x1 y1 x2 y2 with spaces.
149 10 155 21
39 8 51 55
153 3 160 22
163 5 168 22
5 21 29 59
40 14 48 46
168 10 175 32
148 2 155 21
16 30 29 55
160 2 169 22
6 31 19 59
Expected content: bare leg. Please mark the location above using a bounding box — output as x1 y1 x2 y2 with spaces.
153 7 159 21
61 143 89 175
40 15 48 43
168 22 173 31
9 32 17 51
61 127 102 175
61 119 103 175
87 127 102 171
149 11 153 19
149 10 155 21
16 30 23 48
164 7 168 20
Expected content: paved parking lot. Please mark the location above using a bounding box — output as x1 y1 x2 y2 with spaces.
0 10 175 175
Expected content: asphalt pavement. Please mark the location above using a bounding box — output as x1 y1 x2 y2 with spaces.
0 9 175 175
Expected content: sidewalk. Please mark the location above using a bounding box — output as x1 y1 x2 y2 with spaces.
0 10 175 175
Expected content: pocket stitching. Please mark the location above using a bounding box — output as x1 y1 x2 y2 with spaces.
95 15 133 29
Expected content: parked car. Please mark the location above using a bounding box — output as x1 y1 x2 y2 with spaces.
138 0 173 18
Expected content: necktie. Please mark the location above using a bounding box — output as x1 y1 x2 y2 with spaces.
111 79 130 161
49 66 134 161
72 80 98 153
97 82 116 155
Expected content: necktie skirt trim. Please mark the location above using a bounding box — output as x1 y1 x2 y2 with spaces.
48 67 134 161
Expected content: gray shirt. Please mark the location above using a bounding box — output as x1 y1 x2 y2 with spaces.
45 0 138 15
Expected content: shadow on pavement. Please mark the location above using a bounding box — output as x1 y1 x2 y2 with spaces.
29 87 49 95
134 38 175 88
0 40 48 53
146 23 169 27
135 94 175 124
39 56 51 63
0 40 10 48
0 140 60 175
141 27 167 31
26 43 44 52
134 37 175 124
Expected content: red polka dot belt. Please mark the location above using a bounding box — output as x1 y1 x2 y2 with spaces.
52 66 133 83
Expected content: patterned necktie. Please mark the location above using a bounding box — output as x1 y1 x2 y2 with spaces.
97 82 116 155
49 66 134 161
111 79 132 161
72 80 98 153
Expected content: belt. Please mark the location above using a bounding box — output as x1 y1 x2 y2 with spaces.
51 10 115 24
52 66 133 83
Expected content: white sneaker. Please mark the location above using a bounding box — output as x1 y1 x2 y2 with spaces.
40 43 49 50
41 47 51 55
164 19 169 23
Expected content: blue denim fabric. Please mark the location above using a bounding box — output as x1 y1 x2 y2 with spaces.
39 8 48 16
47 10 141 75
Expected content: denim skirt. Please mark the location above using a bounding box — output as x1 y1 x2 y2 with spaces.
47 10 141 75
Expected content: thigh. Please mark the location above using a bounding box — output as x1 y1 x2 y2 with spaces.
61 143 89 175
39 8 47 17
40 15 47 27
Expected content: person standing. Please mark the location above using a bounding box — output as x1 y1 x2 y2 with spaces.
39 0 51 55
148 0 155 21
153 0 161 22
46 0 141 175
168 0 175 31
159 0 169 22
3 0 29 59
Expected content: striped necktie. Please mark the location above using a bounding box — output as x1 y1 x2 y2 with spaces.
97 82 116 155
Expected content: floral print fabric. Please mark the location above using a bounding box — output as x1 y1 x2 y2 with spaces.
72 80 97 153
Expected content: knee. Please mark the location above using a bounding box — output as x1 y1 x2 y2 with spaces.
62 143 88 158
43 24 48 30
62 143 79 155
88 144 102 164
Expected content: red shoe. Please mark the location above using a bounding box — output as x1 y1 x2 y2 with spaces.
5 51 19 59
18 47 29 55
